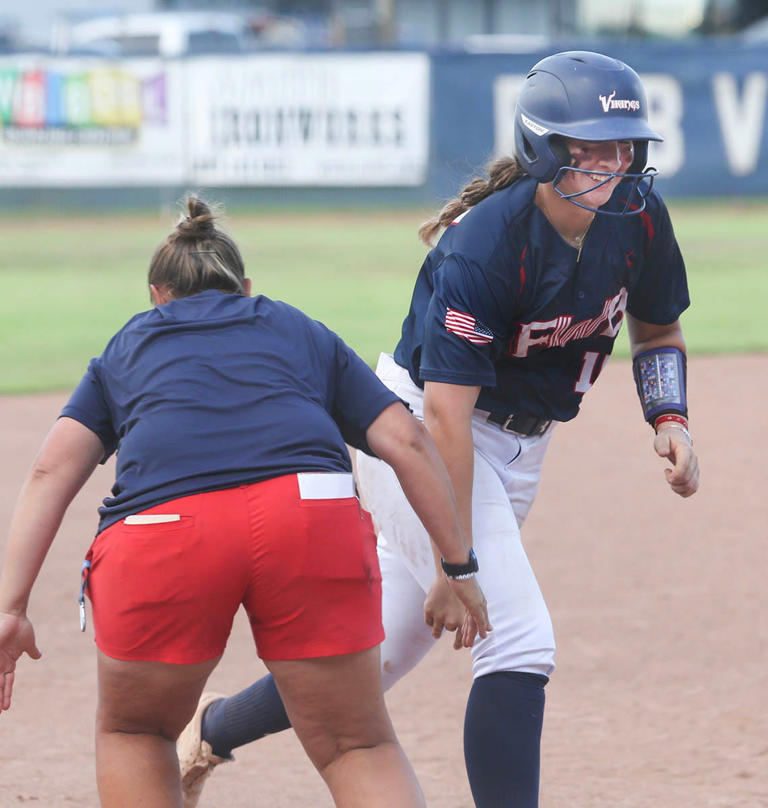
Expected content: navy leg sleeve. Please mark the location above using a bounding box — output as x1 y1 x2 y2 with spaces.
464 671 547 808
201 673 291 758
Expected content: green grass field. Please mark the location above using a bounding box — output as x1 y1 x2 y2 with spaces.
1 199 765 394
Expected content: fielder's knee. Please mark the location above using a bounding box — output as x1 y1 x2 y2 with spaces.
96 709 181 742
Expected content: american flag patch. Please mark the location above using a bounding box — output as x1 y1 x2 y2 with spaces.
445 308 494 345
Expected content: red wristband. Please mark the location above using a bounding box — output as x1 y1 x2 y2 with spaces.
654 413 689 431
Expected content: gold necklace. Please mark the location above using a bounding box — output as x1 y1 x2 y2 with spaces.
571 219 593 261
536 190 593 260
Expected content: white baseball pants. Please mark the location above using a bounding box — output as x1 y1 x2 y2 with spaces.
355 353 556 690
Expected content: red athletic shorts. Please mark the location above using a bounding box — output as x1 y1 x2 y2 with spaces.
84 473 383 664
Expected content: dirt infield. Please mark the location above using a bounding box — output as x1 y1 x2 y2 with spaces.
1 355 766 807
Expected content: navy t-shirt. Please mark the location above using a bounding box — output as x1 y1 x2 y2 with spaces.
394 176 689 422
62 290 400 533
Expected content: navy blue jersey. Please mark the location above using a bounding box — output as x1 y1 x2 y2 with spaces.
394 176 689 422
62 290 399 533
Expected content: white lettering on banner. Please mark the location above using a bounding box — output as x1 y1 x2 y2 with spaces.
209 107 405 149
642 74 684 177
188 54 429 186
712 72 767 177
3 127 136 145
510 288 628 358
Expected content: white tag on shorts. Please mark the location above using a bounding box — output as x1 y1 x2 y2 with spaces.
297 473 355 500
124 514 181 525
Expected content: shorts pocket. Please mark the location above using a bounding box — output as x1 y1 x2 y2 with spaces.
90 516 199 609
300 499 380 583
122 514 195 531
298 496 360 510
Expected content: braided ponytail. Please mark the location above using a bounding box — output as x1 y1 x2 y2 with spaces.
418 156 525 246
148 195 246 299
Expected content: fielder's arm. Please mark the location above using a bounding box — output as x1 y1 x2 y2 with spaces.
422 381 484 646
422 382 480 546
365 401 491 642
0 417 104 711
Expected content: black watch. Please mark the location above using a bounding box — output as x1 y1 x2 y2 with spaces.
440 548 479 579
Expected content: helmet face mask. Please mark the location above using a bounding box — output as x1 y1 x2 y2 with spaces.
513 51 662 215
551 164 657 215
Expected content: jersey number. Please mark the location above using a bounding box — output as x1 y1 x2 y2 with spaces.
575 351 607 393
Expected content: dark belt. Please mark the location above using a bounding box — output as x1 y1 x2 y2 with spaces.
486 411 552 437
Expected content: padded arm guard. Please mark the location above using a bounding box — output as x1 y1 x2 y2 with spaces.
632 346 687 425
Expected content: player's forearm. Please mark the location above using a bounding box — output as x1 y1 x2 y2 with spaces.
0 419 102 614
385 429 470 564
366 405 469 564
0 472 75 613
423 383 478 548
422 408 475 548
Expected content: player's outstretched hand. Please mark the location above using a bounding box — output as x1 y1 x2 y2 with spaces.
654 425 699 498
424 576 466 647
445 577 491 648
0 612 42 714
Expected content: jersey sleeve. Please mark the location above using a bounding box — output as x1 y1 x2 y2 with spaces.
418 253 512 387
627 195 690 325
327 333 403 456
60 357 118 462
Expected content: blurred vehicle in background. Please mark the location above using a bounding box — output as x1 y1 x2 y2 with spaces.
697 0 768 33
0 13 23 53
740 13 768 40
6 0 768 55
50 9 306 57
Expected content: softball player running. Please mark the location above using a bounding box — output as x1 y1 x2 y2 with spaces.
177 51 700 807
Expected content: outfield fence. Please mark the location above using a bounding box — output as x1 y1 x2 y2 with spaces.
1 40 767 203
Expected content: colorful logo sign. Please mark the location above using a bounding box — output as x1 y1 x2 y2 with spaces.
0 66 167 145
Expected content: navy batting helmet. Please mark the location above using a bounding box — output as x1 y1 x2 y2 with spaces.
513 51 662 213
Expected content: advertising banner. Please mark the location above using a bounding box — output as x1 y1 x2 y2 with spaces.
1 45 765 197
185 53 430 186
0 56 185 186
431 45 768 198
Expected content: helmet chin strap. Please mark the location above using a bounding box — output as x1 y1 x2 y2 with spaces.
552 166 658 215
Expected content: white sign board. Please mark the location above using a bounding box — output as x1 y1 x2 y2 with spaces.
186 53 430 186
0 57 185 186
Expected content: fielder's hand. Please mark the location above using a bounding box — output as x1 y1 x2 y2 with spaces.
445 576 492 648
0 611 42 713
654 424 699 498
424 575 467 648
